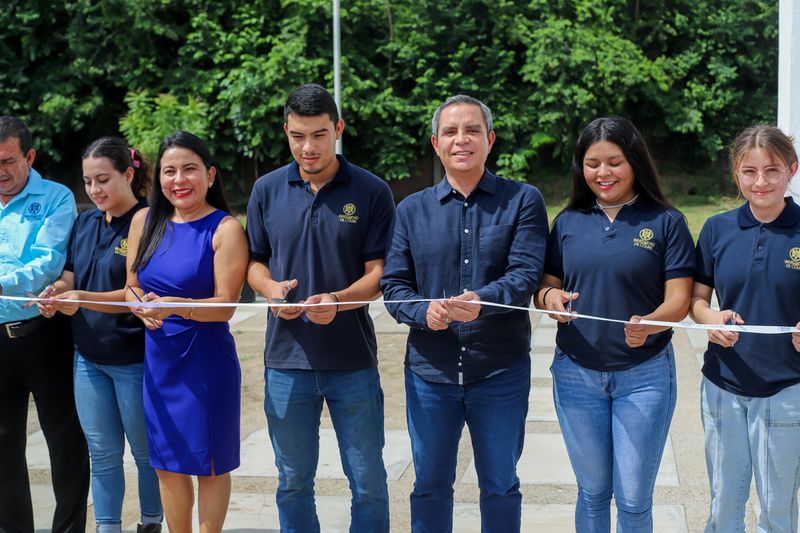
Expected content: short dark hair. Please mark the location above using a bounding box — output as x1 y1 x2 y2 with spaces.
83 137 151 199
131 131 229 272
283 84 340 124
431 95 493 137
564 116 674 213
0 116 33 154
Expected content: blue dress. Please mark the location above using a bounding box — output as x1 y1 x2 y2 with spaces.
137 209 241 475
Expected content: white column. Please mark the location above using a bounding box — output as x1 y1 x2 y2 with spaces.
779 0 800 199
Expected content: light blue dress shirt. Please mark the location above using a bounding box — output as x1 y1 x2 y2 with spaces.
0 168 76 322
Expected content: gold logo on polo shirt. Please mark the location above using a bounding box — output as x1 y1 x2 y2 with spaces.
114 238 128 257
338 203 359 224
785 247 800 270
633 228 655 250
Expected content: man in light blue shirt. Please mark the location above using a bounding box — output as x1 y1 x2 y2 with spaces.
0 116 89 533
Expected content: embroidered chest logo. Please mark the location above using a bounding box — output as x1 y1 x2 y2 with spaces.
784 247 800 270
24 202 44 221
339 203 359 224
633 228 655 250
114 238 128 257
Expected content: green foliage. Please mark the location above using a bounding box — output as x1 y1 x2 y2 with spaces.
0 0 780 192
119 91 210 163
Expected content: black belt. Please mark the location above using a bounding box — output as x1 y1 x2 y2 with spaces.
0 316 45 339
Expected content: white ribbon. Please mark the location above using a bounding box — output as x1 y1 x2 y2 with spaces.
3 294 799 335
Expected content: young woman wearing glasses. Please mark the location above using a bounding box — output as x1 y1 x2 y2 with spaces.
690 125 800 531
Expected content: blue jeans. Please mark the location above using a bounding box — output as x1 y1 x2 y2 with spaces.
551 345 676 533
264 367 389 533
405 358 531 533
73 353 162 532
701 377 800 533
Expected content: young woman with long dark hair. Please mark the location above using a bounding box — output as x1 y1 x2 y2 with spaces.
534 117 695 532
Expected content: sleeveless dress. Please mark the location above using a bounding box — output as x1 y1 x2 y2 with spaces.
137 209 241 475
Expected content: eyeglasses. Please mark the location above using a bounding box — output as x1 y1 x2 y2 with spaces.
737 167 787 184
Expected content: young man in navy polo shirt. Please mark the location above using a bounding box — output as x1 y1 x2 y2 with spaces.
381 95 548 532
246 84 393 532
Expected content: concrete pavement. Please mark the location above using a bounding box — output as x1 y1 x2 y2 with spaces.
26 301 763 531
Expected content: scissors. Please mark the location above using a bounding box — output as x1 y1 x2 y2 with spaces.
127 285 160 328
566 290 575 324
726 310 739 348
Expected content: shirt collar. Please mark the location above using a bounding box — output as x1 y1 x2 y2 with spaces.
287 155 352 185
91 197 147 223
435 169 497 202
18 168 45 197
737 197 800 228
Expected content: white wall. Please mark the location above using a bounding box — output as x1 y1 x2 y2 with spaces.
779 0 800 200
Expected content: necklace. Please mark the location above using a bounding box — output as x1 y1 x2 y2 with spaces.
596 193 639 210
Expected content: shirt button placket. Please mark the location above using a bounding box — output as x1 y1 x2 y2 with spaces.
458 198 471 387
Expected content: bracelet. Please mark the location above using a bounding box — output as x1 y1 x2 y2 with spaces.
186 298 195 320
541 286 557 304
329 292 340 311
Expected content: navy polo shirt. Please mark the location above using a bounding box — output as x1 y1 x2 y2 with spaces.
696 198 800 397
381 170 548 385
246 156 395 370
545 200 695 371
66 198 147 365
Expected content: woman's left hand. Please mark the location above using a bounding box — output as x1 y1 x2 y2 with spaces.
624 315 654 348
46 291 83 316
793 321 800 352
132 292 174 322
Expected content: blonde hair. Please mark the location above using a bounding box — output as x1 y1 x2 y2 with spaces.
730 126 798 182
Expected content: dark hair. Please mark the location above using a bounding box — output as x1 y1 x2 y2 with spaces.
0 116 33 155
283 84 339 124
131 131 229 272
564 116 674 212
431 95 493 137
82 136 151 198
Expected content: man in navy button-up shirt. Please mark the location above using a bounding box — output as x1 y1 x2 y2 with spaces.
246 85 392 532
381 96 548 532
0 116 88 533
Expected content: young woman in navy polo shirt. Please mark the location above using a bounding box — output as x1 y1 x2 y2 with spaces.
36 137 162 533
535 117 694 532
690 126 800 532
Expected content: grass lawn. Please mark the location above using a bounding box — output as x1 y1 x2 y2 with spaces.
238 194 742 241
545 195 743 240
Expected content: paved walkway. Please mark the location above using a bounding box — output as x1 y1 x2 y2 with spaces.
27 301 762 532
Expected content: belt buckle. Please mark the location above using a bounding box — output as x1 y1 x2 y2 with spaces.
4 321 22 339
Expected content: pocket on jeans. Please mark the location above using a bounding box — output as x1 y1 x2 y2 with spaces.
550 347 569 374
553 346 569 360
766 383 800 427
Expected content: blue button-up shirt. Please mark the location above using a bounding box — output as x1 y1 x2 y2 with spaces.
381 170 548 385
0 168 76 322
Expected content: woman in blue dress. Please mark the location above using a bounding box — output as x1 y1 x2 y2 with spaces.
35 137 163 533
691 126 800 532
125 131 248 533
